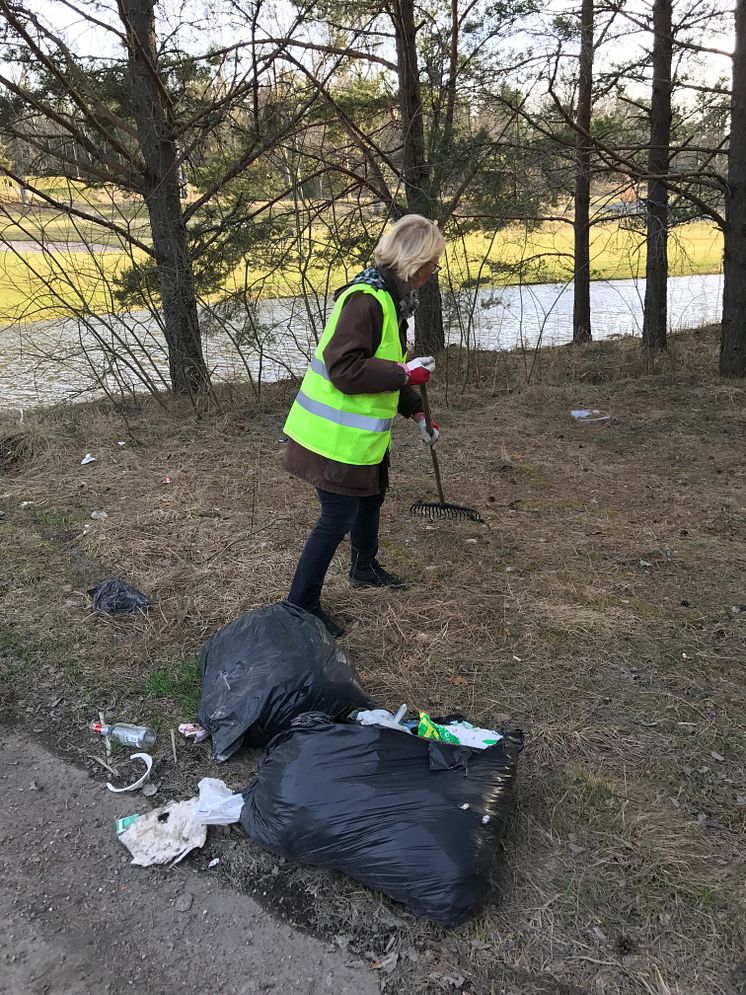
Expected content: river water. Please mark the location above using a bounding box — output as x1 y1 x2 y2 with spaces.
0 272 724 409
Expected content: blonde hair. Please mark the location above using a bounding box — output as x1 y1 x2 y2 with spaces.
373 214 445 281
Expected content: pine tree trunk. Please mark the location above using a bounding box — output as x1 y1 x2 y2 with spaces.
392 0 445 354
120 0 210 396
721 0 746 376
414 277 445 355
573 0 593 344
642 0 672 351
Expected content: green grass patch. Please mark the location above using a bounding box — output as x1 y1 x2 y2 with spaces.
144 655 202 714
31 506 75 530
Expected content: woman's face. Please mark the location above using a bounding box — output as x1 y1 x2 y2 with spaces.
409 256 442 290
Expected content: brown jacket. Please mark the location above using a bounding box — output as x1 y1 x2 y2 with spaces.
284 266 423 496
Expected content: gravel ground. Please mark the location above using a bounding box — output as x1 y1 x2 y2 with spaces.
0 731 379 995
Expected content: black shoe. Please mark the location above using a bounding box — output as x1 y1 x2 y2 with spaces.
308 605 346 639
349 560 407 590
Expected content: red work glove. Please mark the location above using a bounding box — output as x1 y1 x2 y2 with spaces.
413 411 440 446
401 356 435 386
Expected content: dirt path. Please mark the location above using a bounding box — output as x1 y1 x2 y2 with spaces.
0 732 379 995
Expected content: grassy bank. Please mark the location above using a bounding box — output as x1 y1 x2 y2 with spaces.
0 327 744 994
0 186 724 324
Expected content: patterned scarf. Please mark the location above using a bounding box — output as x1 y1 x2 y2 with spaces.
348 267 419 321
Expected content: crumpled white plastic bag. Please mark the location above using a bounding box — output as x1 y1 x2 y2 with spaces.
118 799 207 866
355 708 412 734
193 777 244 825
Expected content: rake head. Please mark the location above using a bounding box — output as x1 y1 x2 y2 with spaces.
410 500 483 523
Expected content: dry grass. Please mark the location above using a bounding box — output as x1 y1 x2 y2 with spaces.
0 326 744 995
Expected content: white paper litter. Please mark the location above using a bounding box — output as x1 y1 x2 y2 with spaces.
118 798 207 866
193 777 244 825
570 409 610 423
106 752 153 793
81 453 97 465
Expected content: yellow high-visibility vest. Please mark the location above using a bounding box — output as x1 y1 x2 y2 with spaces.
283 284 405 465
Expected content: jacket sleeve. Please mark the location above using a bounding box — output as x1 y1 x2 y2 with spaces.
323 292 407 395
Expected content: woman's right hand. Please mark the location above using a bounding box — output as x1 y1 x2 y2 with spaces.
401 356 435 385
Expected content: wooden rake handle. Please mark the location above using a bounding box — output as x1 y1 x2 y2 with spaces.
419 383 446 507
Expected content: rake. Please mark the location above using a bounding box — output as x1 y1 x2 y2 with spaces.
410 384 483 523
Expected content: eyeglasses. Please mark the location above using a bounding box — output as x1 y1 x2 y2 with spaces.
432 262 441 274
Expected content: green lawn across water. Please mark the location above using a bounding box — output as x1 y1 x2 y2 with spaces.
0 179 724 324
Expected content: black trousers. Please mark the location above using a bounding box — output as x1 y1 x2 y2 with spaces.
287 488 387 611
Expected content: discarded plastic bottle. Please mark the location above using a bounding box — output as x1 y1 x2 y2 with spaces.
91 721 156 749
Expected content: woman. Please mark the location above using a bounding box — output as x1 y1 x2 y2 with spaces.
283 214 445 638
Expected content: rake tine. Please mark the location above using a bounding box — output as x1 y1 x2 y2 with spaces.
410 500 483 523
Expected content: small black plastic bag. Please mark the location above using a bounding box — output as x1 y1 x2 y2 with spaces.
88 578 150 615
241 712 522 926
197 602 372 762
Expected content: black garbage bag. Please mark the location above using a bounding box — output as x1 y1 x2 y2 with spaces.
197 602 372 762
88 578 150 614
241 712 522 926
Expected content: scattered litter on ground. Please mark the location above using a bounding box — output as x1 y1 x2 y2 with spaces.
88 578 150 614
18 500 33 509
198 602 371 761
178 722 209 743
117 440 126 447
194 777 244 825
241 712 522 925
105 752 153 793
80 453 96 465
91 720 156 749
208 857 220 868
142 782 159 797
115 814 141 835
161 476 173 485
118 799 206 866
90 510 108 520
570 409 610 423
170 728 178 765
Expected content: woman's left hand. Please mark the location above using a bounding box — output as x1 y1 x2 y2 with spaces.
401 356 435 386
413 411 439 446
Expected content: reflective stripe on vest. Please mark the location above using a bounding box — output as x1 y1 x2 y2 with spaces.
283 284 404 466
294 390 394 433
309 357 330 381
